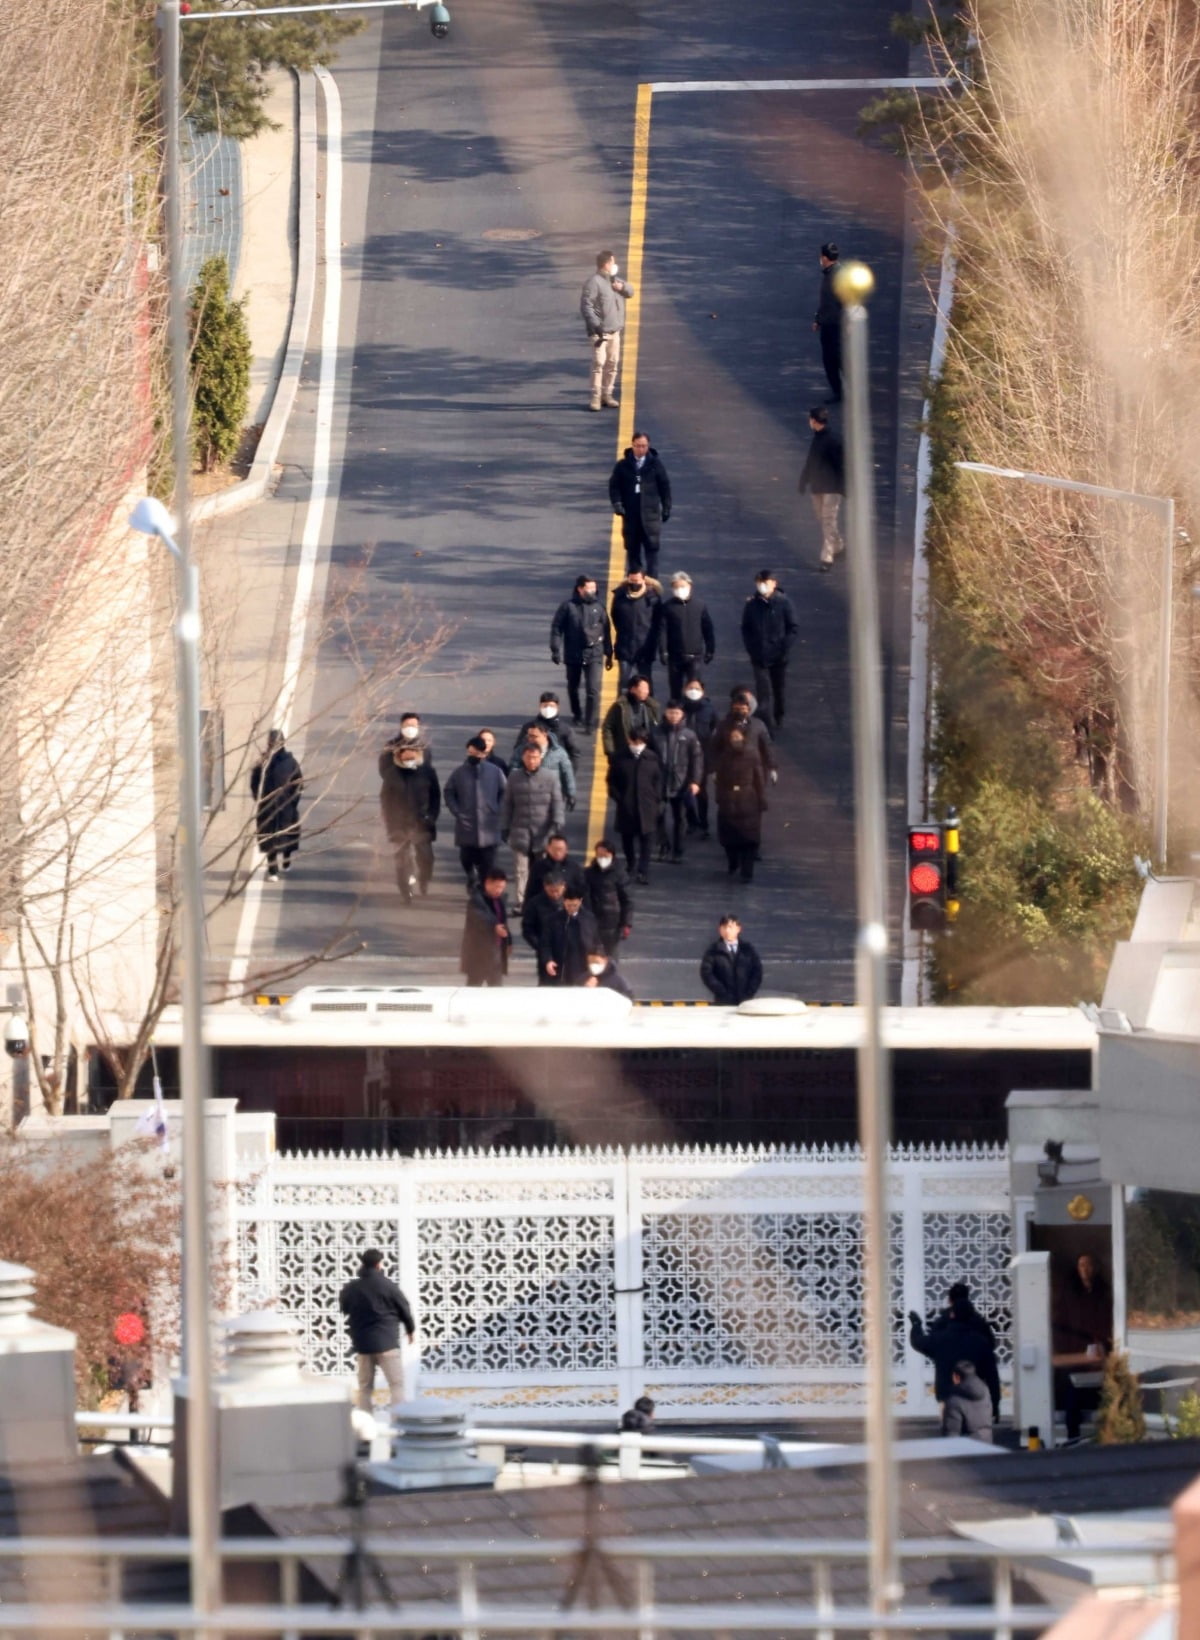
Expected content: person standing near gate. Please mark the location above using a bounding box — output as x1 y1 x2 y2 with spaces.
609 431 672 579
580 249 634 410
740 571 799 731
700 915 763 1005
812 241 842 401
550 574 613 734
338 1247 416 1414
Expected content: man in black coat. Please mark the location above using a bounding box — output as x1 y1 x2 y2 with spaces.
378 744 441 902
250 729 303 881
512 692 582 768
550 574 613 733
699 915 763 1005
799 405 845 571
460 868 512 986
908 1307 999 1410
740 571 800 731
528 834 587 901
584 840 633 955
681 676 719 837
540 892 599 986
928 1281 1002 1420
607 730 664 885
609 431 672 579
521 870 569 983
812 240 842 400
582 947 634 999
610 568 662 692
338 1247 416 1412
655 571 715 703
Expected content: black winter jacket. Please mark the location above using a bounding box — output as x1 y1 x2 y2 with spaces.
699 939 763 1005
909 1314 999 1408
652 722 704 798
656 596 715 666
799 427 845 495
608 750 665 835
741 591 799 667
589 960 633 998
378 757 441 843
338 1266 415 1354
814 263 840 326
522 889 567 975
539 905 600 987
682 693 720 752
610 583 662 666
250 747 303 848
609 448 672 540
584 858 633 940
551 592 613 665
528 852 587 901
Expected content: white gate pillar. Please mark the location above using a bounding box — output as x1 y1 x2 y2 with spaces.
1010 1250 1054 1448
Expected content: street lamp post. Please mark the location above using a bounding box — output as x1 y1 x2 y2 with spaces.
835 260 901 1634
956 460 1176 868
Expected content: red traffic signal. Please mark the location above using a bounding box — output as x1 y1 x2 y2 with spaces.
907 823 945 931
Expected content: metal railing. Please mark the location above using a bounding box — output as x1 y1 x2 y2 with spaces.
0 1532 1173 1638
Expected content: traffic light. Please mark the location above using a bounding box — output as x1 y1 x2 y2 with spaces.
907 822 945 932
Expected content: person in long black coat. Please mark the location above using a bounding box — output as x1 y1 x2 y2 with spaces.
539 894 599 986
713 732 767 883
607 733 664 885
609 433 672 579
584 840 633 956
460 869 512 987
699 916 763 1005
250 729 303 881
379 745 441 901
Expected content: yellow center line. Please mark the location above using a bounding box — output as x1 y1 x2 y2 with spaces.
586 81 654 850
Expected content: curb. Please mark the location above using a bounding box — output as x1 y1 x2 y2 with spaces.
192 70 318 523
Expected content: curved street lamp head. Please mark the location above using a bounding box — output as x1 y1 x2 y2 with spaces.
128 496 177 539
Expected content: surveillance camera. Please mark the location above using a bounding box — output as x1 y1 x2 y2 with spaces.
429 3 450 37
4 1015 29 1060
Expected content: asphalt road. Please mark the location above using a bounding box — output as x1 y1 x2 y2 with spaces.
242 0 930 1002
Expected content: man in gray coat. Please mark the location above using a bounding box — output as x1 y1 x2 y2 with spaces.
444 735 507 892
580 249 634 412
500 743 566 910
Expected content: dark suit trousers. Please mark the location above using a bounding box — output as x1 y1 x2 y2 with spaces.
819 322 842 399
752 661 789 728
566 650 604 729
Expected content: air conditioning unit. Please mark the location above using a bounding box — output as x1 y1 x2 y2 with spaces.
280 987 446 1023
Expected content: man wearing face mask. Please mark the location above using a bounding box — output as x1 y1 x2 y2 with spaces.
709 690 777 788
651 701 704 864
602 674 662 765
609 431 672 579
580 249 634 411
610 568 662 693
500 743 565 910
385 711 433 764
584 838 633 955
655 571 715 704
550 574 614 734
607 728 665 886
444 735 507 892
680 674 719 838
741 571 799 732
378 742 441 902
513 692 581 769
581 947 634 999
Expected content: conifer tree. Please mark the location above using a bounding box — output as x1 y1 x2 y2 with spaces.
189 254 251 473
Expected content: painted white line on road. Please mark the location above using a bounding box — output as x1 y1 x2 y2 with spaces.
648 77 949 93
900 231 957 1009
227 64 344 995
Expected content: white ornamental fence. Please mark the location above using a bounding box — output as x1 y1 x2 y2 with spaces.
234 1143 1013 1421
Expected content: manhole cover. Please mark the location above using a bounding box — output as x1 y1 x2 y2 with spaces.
481 227 542 241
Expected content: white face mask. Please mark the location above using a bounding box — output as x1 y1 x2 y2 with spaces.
400 725 418 740
595 855 613 871
609 263 619 278
685 688 703 702
588 961 607 976
630 744 645 758
540 705 558 720
399 761 420 773
673 585 691 602
756 582 772 596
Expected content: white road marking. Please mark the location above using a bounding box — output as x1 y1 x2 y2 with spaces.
648 77 949 93
227 64 344 994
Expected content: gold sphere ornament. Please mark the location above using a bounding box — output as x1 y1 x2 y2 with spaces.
832 260 875 306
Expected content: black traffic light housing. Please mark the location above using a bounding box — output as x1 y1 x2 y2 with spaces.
907 821 945 932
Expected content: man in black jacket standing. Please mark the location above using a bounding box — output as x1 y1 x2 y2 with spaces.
610 568 662 692
740 571 799 731
338 1247 416 1413
812 241 842 401
540 892 599 986
608 729 664 885
550 574 613 733
655 571 715 703
799 406 845 571
609 432 672 579
700 915 764 1005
